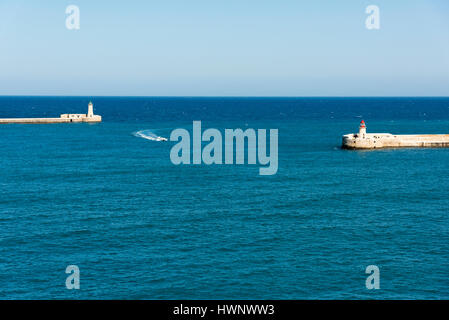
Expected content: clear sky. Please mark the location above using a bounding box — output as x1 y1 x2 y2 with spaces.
0 0 448 96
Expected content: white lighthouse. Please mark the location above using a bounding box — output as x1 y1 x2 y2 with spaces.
58 101 101 122
87 101 94 118
359 120 366 138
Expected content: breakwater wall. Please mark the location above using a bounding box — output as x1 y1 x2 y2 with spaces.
342 133 449 149
0 117 101 124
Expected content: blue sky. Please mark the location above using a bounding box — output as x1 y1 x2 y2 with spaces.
0 0 448 96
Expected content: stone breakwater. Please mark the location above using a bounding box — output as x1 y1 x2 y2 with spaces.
342 133 449 149
0 117 101 124
0 102 101 124
342 120 449 149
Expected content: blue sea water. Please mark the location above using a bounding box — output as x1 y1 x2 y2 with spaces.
0 97 448 299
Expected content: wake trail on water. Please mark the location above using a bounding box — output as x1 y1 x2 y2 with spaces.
133 130 168 142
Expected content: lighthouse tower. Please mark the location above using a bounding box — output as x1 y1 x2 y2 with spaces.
359 120 367 138
87 101 94 118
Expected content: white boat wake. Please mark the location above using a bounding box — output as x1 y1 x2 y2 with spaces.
133 130 168 142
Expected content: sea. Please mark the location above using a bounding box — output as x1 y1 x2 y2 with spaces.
0 97 448 299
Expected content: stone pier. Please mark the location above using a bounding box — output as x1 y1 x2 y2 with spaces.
342 120 449 149
0 102 101 124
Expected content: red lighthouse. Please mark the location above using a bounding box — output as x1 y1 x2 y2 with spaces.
359 120 367 138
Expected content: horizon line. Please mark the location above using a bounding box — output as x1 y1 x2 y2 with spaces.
1 95 449 98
